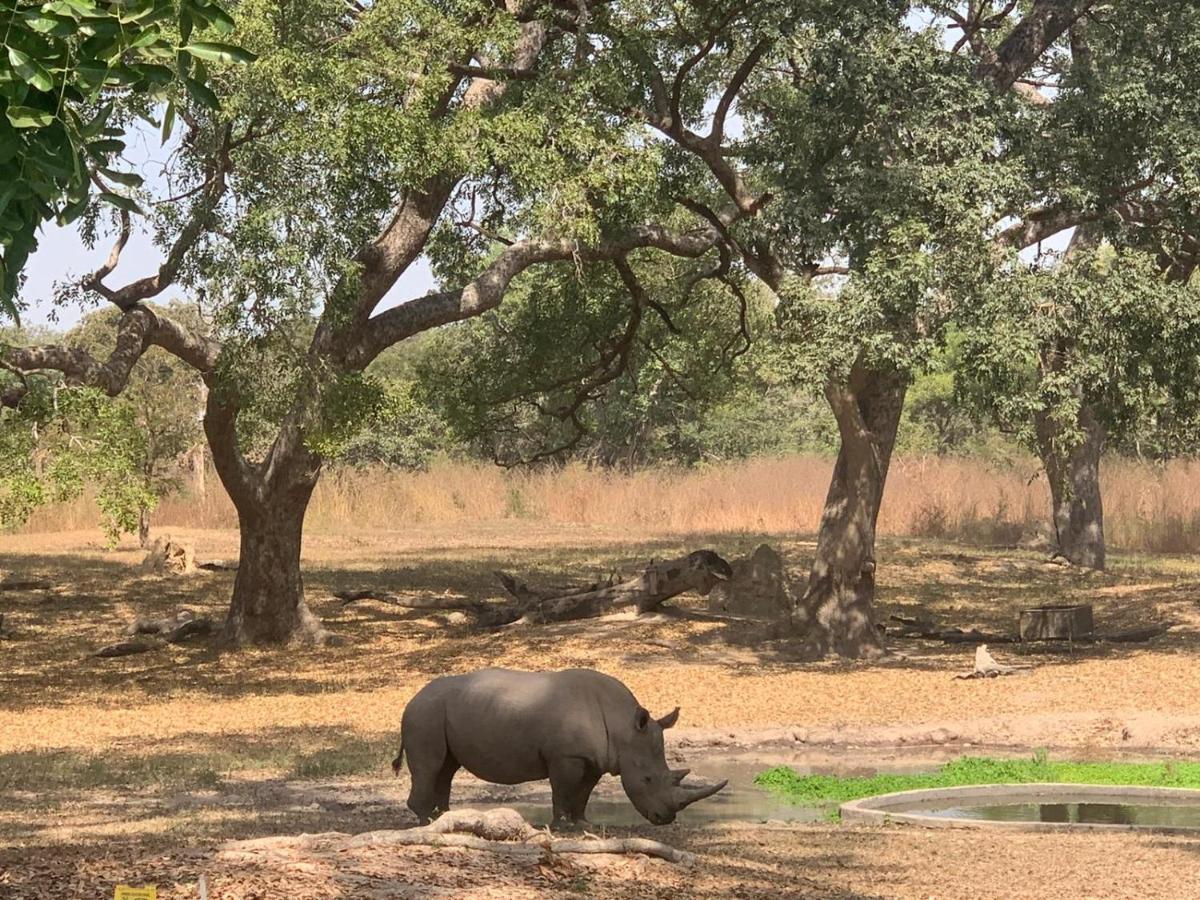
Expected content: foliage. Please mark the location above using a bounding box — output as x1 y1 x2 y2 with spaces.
957 247 1200 461
0 303 205 542
0 380 153 543
756 754 1200 818
0 0 250 321
417 251 772 467
69 304 207 526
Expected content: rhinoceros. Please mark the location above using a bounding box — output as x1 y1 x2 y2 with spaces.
392 667 727 826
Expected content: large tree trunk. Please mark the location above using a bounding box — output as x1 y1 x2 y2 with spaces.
204 389 326 647
795 363 907 659
1034 402 1105 570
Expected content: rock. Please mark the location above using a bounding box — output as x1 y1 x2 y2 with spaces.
928 728 958 745
445 611 468 626
707 544 794 620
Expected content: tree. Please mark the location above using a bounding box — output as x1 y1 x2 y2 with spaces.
957 0 1200 569
0 0 246 321
1 0 732 646
959 249 1200 570
605 0 1100 657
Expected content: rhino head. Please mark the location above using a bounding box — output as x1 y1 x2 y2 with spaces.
618 706 728 825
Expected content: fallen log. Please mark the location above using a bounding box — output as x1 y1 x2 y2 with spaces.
95 610 213 657
124 609 213 643
334 590 481 610
0 577 51 592
1099 623 1175 643
93 638 160 658
493 550 733 626
220 807 695 866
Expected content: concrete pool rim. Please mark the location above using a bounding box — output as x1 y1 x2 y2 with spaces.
840 783 1200 833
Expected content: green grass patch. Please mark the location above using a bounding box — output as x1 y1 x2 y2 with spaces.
756 754 1200 819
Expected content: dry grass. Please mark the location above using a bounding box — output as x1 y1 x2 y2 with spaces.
23 453 1200 553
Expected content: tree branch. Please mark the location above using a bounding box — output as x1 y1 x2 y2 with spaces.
976 0 1098 91
348 223 722 367
1 306 221 409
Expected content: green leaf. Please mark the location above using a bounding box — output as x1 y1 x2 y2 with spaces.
99 168 143 187
132 63 174 85
22 12 76 36
80 101 113 138
87 138 125 155
56 193 88 225
8 48 55 93
127 25 163 48
184 75 219 110
160 100 175 143
180 42 257 65
205 4 236 34
6 106 55 129
97 191 141 214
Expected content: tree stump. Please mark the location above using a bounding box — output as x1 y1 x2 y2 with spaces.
1018 604 1094 641
706 544 793 621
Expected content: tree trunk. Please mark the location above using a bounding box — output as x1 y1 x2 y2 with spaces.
223 490 326 646
138 506 151 548
204 389 326 647
795 363 907 658
1034 402 1105 570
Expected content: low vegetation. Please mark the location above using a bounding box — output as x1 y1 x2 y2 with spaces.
755 755 1200 818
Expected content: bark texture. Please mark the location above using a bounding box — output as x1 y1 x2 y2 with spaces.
205 385 326 647
1035 402 1106 570
795 363 907 658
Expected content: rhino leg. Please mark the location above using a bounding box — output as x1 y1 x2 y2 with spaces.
433 755 460 815
549 758 601 828
406 740 458 825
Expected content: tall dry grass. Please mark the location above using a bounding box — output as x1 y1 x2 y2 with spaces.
21 454 1200 553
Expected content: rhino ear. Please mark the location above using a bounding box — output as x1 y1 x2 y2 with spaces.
635 707 651 732
657 707 680 730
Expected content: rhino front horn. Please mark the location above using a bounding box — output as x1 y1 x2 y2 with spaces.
672 778 728 812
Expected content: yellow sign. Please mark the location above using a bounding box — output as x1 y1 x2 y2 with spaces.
114 886 157 900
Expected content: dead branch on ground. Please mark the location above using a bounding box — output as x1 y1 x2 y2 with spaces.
219 807 695 866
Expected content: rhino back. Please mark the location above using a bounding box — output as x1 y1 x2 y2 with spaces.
442 668 634 784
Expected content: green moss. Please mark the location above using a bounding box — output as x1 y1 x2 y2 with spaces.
756 754 1200 819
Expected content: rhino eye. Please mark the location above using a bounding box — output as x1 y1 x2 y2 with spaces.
645 775 652 783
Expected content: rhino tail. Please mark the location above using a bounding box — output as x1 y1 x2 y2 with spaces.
391 739 404 776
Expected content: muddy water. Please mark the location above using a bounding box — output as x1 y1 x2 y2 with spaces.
459 746 967 827
920 799 1200 827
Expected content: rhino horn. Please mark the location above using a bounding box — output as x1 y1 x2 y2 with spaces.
670 767 691 785
671 778 728 811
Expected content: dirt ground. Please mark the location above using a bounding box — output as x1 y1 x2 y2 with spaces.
2 525 1200 898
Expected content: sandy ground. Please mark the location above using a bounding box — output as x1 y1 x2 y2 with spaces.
2 526 1200 897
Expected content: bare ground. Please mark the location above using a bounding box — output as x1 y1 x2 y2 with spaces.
2 526 1200 898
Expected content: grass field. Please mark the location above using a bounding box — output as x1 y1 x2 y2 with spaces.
3 517 1200 896
24 452 1200 553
